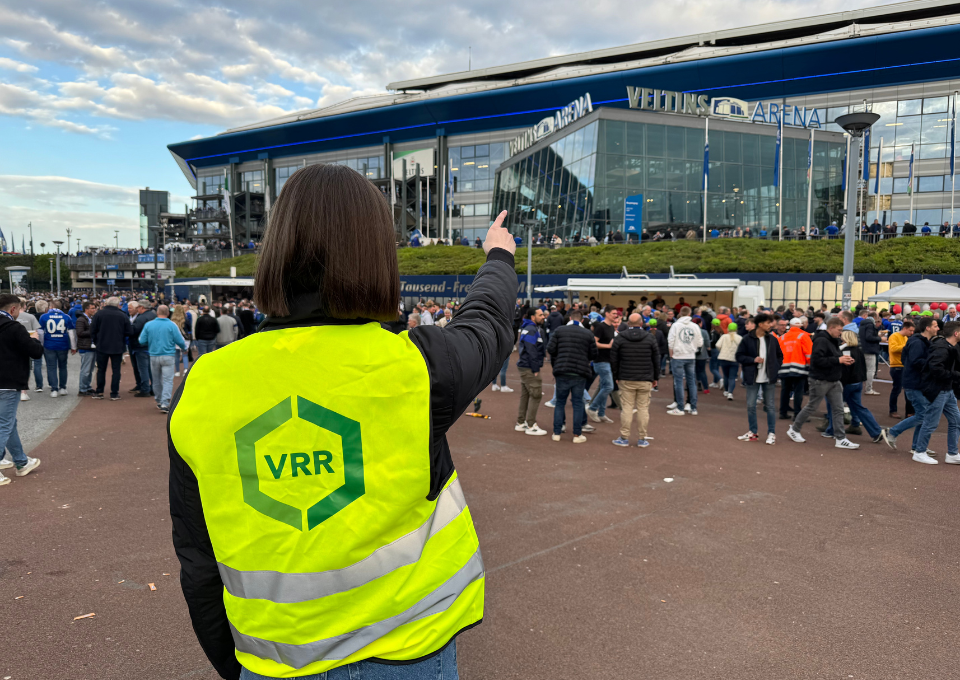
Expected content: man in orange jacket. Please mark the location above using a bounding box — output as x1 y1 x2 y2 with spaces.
778 317 813 419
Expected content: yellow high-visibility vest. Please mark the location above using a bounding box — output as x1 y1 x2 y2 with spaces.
170 323 484 677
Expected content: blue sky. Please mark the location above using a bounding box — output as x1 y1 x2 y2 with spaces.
0 0 898 253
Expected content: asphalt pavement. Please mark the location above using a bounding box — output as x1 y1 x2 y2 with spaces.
2 357 958 680
16 351 85 452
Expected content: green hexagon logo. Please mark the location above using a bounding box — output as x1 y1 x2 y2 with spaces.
234 396 365 531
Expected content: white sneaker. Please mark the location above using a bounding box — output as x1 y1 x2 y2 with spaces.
666 408 685 416
581 424 596 433
666 402 678 410
58 388 68 396
683 403 692 412
912 450 938 464
50 390 58 398
708 382 718 389
15 457 40 477
0 458 13 470
499 385 514 393
766 433 776 445
786 427 805 443
717 378 724 389
737 431 758 441
551 434 561 441
0 472 9 486
525 424 548 436
689 409 698 416
514 422 529 432
864 390 881 396
175 371 181 377
726 393 733 401
544 401 556 408
835 438 860 450
945 453 960 465
20 392 30 401
492 384 500 391
573 435 587 443
586 409 601 423
599 415 614 423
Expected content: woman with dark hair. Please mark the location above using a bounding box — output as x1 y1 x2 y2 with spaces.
168 164 518 680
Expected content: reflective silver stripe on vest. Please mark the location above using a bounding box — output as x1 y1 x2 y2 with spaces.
230 548 484 669
219 478 468 604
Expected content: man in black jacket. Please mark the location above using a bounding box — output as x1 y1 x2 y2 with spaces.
884 316 940 453
194 307 220 357
130 300 157 397
515 308 547 435
75 301 98 396
0 294 44 484
910 320 960 464
735 313 784 444
546 310 598 442
859 312 881 395
610 313 659 447
90 297 134 400
786 317 858 448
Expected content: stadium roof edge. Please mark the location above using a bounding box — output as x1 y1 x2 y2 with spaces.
386 0 960 92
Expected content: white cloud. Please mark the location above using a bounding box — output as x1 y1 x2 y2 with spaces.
0 56 37 72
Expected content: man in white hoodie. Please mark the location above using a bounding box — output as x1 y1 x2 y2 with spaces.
666 306 703 415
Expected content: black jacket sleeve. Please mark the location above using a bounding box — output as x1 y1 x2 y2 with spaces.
610 336 622 380
168 380 242 680
90 314 100 348
409 248 517 499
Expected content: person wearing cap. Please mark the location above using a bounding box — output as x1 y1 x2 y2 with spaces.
778 317 813 419
859 312 882 395
715 322 742 401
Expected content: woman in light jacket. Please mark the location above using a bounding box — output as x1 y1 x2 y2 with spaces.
716 322 742 400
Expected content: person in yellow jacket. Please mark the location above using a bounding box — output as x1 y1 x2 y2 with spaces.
168 164 518 680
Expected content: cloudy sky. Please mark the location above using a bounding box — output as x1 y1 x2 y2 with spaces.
0 0 900 252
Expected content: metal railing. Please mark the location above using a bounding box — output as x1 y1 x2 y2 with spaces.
65 250 231 267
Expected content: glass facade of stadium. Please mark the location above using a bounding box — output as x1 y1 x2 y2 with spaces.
492 108 847 241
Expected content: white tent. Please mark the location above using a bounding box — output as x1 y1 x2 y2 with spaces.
867 279 960 303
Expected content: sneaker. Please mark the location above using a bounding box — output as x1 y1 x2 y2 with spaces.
822 431 834 438
91 393 104 400
160 407 169 414
786 427 805 443
881 428 897 450
726 393 733 401
835 438 860 450
912 450 938 464
15 457 40 477
766 433 776 445
703 389 710 394
128 387 139 393
872 433 884 444
175 371 181 377
135 392 152 398
491 384 500 392
0 458 13 470
666 402 678 410
551 434 561 441
0 472 9 486
58 388 68 396
110 396 121 401
889 412 901 419
738 431 759 442
514 422 529 432
586 409 601 423
581 424 596 433
525 424 548 436
945 453 960 464
34 387 43 393
709 382 718 389
667 408 685 416
689 409 698 416
50 390 58 398
599 415 614 423
544 401 555 408
652 387 659 392
637 440 650 448
612 437 630 447
20 392 29 401
864 390 881 396
717 378 724 389
683 403 692 412
499 385 514 393
572 435 587 444
845 425 863 436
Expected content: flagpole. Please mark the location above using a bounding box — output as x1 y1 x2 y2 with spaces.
778 108 784 241
806 128 814 239
223 167 235 259
951 91 957 237
702 117 709 243
842 134 851 232
448 161 453 243
858 99 868 241
908 142 915 225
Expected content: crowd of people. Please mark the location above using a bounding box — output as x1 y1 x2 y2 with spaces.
492 295 960 466
0 290 263 486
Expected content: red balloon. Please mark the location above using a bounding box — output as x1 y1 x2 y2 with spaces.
941 302 950 310
892 304 902 314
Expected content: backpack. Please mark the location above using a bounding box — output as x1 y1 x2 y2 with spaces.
182 311 193 340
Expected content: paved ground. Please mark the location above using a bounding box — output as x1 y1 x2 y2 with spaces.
3 358 958 680
16 352 85 452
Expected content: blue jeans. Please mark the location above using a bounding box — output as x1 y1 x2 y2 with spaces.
695 358 709 391
133 350 152 394
0 390 28 467
492 356 509 387
195 339 217 357
826 383 881 438
719 360 738 395
746 382 776 435
670 358 697 409
554 374 587 436
890 388 932 452
32 357 43 389
240 640 457 680
79 351 95 393
44 348 68 391
590 362 614 417
150 355 176 409
915 390 960 455
176 347 191 374
709 348 722 383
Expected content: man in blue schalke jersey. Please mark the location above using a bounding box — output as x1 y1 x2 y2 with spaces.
38 301 77 397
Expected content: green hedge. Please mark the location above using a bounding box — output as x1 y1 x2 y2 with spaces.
0 253 71 291
175 238 960 278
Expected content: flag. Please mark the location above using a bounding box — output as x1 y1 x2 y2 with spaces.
807 132 813 181
773 116 782 188
22 234 26 254
222 170 231 215
702 134 709 191
874 138 883 194
951 94 956 178
863 127 871 186
907 144 915 195
0 225 6 253
841 157 846 194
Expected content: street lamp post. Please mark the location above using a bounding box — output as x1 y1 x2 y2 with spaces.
28 222 34 256
115 230 119 249
48 258 53 292
835 111 880 311
90 247 98 298
52 240 63 297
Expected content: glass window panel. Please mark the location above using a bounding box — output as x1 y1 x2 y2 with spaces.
477 203 491 216
916 208 943 226
923 97 949 114
603 120 625 155
920 143 947 159
921 115 949 144
625 156 643 192
666 159 685 192
461 146 475 158
604 154 626 187
893 177 911 193
723 131 741 163
898 99 922 116
742 134 760 165
572 128 585 161
463 204 475 217
461 163 475 181
646 124 666 157
667 192 685 224
760 135 776 167
645 191 665 223
626 122 645 156
685 161 703 192
685 128 704 160
646 159 665 190
708 161 723 193
666 126 685 158
474 144 489 158
582 122 598 157
724 165 742 194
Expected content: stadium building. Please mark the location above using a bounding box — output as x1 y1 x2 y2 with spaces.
169 0 960 244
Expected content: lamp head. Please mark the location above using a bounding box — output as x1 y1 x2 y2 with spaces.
834 112 880 137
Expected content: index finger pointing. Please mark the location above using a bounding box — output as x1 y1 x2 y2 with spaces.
491 210 508 229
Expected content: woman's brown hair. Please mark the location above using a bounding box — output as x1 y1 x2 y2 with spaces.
254 164 400 320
